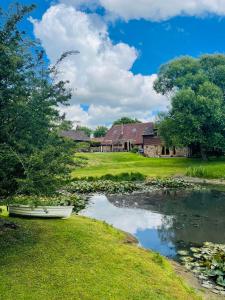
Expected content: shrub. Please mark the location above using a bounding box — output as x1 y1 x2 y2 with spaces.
130 146 139 153
75 172 146 182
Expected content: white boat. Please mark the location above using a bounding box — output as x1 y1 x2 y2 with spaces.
8 205 74 219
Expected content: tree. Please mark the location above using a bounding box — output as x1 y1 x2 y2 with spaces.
77 126 92 137
0 4 76 198
154 55 225 160
93 126 108 138
113 117 141 125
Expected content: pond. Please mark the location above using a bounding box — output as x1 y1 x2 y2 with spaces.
80 188 225 259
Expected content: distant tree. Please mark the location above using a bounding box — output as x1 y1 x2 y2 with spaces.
77 126 92 137
94 126 108 138
113 117 141 125
154 55 225 160
0 4 77 197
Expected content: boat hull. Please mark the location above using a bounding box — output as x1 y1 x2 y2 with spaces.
8 205 74 219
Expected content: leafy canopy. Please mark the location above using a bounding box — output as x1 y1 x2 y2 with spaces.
113 117 141 125
154 55 225 159
77 126 92 137
93 126 108 138
0 4 76 197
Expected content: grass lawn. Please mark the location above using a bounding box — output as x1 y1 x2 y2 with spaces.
0 215 200 300
72 152 225 179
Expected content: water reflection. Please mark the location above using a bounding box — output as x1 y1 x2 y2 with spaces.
80 189 225 258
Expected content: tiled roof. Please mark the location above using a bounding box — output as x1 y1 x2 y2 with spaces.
60 130 90 142
102 122 154 145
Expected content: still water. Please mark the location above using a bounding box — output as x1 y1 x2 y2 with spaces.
81 189 225 259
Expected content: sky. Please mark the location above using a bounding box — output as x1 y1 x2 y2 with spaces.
3 0 225 127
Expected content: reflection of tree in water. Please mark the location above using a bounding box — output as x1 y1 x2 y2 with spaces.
108 189 225 249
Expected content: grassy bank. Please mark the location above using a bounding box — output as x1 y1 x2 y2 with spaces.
72 152 225 179
0 216 200 300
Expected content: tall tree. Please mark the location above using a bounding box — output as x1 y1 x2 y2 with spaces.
113 117 141 125
0 4 76 197
154 55 225 160
77 126 92 137
93 126 108 138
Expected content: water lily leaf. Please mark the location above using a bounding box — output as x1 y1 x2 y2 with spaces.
177 250 189 256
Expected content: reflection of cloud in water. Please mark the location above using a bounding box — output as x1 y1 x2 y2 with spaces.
81 195 171 235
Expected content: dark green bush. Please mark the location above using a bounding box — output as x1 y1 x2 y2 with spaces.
74 172 146 182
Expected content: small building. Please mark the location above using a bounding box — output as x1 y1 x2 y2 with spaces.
143 127 188 157
101 122 187 157
60 130 90 142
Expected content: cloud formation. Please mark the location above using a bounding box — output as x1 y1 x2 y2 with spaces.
62 0 225 21
32 4 167 127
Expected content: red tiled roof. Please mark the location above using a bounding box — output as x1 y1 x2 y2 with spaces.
102 122 154 145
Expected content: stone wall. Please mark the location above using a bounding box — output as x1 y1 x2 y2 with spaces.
144 145 188 157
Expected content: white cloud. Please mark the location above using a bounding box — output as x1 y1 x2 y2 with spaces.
62 0 225 21
32 4 167 127
81 194 170 235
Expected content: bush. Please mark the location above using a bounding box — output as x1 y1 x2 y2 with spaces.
75 172 146 182
130 146 139 153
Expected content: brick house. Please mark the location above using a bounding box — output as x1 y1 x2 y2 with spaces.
101 122 187 157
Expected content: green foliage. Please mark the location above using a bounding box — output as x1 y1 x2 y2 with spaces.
73 155 88 167
113 117 141 125
2 194 87 213
154 55 225 160
93 126 108 137
130 146 139 153
179 242 225 294
0 4 75 197
186 166 210 178
77 172 146 182
67 180 143 194
147 178 193 189
74 142 90 152
77 126 92 137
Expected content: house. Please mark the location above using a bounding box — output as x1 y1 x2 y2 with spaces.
101 122 188 157
60 130 90 142
102 122 151 152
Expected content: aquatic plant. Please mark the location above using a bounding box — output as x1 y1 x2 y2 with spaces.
178 242 225 295
146 178 193 189
66 180 144 194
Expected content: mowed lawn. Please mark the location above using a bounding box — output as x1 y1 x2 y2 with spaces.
72 152 225 178
0 216 200 300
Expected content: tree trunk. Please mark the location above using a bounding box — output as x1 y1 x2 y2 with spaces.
200 146 208 161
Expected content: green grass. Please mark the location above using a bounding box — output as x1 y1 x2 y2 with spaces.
0 216 200 300
72 152 225 179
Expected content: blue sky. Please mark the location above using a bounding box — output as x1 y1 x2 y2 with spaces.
3 0 225 126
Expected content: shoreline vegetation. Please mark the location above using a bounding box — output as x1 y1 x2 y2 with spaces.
0 215 200 300
73 152 225 181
